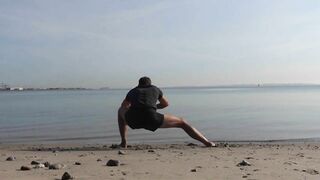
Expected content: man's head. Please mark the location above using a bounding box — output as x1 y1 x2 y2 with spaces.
138 76 152 87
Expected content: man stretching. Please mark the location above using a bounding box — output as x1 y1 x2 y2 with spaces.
118 77 215 147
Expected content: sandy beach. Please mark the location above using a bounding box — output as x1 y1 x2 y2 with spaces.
1 143 320 180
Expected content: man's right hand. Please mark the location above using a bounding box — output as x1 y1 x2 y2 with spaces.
157 96 169 109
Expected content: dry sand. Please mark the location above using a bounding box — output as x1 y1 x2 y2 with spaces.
1 143 320 180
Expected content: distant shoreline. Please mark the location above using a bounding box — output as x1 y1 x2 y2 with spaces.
1 83 320 92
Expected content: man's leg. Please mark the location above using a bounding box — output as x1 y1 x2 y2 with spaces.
118 107 128 148
160 114 215 147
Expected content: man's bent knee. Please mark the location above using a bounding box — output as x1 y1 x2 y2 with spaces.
175 117 187 128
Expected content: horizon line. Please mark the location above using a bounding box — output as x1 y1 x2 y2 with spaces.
2 82 320 90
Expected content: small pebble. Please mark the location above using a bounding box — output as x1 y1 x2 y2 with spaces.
20 166 31 171
61 172 74 180
75 162 81 165
106 159 119 166
44 162 50 167
6 156 16 161
31 160 40 165
237 160 251 167
190 169 197 172
118 150 126 155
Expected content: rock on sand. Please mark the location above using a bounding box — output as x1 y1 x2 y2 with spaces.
6 156 16 161
106 159 119 166
61 172 74 180
20 166 31 171
237 160 251 167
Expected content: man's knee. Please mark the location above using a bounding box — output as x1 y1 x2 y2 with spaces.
177 117 187 128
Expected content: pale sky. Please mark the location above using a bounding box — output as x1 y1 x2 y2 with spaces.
0 0 320 88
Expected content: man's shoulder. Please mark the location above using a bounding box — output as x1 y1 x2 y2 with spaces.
128 87 139 93
130 85 161 92
147 85 160 91
150 85 161 90
150 85 162 95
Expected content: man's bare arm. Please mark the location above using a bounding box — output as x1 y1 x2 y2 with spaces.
121 99 131 109
157 96 169 109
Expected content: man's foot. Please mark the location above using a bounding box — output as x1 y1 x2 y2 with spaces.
119 141 127 148
205 142 216 147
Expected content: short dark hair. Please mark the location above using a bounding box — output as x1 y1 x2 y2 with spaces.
138 76 152 87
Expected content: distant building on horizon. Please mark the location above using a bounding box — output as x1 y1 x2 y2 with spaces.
99 87 110 90
10 87 24 91
0 83 10 90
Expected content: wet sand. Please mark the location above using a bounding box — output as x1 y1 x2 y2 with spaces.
1 143 320 180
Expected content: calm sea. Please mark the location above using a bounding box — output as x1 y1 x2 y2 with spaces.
1 86 320 144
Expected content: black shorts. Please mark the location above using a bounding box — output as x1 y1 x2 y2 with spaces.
125 108 164 132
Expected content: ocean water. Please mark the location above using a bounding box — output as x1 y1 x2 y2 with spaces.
1 86 320 144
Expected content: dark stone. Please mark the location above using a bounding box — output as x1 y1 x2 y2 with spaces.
31 160 40 165
190 169 197 172
245 157 254 160
49 163 64 170
44 161 50 167
20 166 31 171
106 159 119 166
237 160 251 167
118 150 125 155
61 172 74 180
148 150 155 153
74 162 81 165
6 156 16 161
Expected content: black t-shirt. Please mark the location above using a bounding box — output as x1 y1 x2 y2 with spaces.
125 85 163 110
